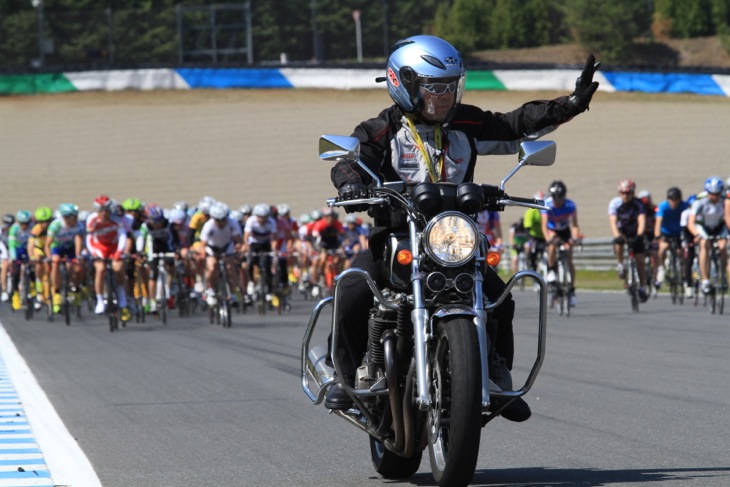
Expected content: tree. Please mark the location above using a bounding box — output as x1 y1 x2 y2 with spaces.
565 0 650 62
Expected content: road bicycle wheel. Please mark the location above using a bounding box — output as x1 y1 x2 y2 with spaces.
61 263 71 326
105 267 119 332
23 266 33 321
628 259 640 313
158 268 167 325
668 252 679 305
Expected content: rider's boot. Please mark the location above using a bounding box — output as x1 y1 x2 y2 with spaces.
490 356 531 423
324 376 354 410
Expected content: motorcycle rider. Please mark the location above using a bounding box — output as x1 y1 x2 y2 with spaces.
326 35 600 422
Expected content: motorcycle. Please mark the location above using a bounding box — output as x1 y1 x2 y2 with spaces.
302 134 554 487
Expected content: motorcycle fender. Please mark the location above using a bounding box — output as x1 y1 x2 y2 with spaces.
430 305 480 324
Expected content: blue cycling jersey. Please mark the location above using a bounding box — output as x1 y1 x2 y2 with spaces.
541 197 577 231
656 200 689 237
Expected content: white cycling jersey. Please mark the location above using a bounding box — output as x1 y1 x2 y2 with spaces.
691 197 726 231
200 217 241 253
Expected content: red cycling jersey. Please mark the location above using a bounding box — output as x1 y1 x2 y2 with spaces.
86 212 127 259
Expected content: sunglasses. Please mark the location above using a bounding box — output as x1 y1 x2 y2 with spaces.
620 191 633 195
420 80 458 95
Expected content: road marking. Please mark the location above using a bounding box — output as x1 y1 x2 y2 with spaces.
0 322 102 487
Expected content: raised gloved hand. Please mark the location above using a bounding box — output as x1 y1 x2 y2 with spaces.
569 54 601 113
338 182 369 213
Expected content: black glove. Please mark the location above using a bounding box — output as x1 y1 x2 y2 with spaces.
338 182 369 213
569 54 600 113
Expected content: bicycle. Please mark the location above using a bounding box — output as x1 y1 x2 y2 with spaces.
248 250 274 316
207 248 233 328
620 237 645 313
95 258 127 332
662 235 685 305
548 238 575 316
19 260 35 321
131 256 148 323
149 252 176 325
174 254 192 317
703 235 727 315
56 257 82 326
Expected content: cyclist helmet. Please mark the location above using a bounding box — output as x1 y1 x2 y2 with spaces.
145 204 165 221
198 196 216 216
345 214 358 224
122 197 143 212
638 189 651 203
169 208 186 224
34 206 53 222
172 200 188 212
210 201 230 220
704 176 724 195
311 210 322 221
15 210 32 224
548 180 567 198
666 187 682 201
617 179 636 194
58 203 79 217
277 204 290 216
240 204 253 216
93 195 113 211
2 214 15 226
229 210 242 222
253 203 270 218
299 213 312 225
385 35 465 122
322 207 338 219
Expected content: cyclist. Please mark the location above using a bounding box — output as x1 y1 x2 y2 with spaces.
188 196 215 299
121 198 145 313
524 191 547 274
86 195 130 319
138 204 178 313
243 203 277 302
201 201 243 306
687 176 727 295
681 195 698 298
477 208 503 268
0 214 14 302
7 210 33 311
342 214 368 269
638 189 660 291
508 219 529 275
541 180 582 306
27 206 54 310
45 203 85 314
609 179 649 302
310 207 345 290
655 187 690 290
275 204 298 295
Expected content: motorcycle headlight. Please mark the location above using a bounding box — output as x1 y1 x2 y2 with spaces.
423 212 478 267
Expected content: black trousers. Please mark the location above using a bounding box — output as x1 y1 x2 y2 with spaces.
330 249 515 379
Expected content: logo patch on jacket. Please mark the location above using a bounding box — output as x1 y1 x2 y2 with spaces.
398 153 418 170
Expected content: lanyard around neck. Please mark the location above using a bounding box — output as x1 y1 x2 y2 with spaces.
405 116 444 182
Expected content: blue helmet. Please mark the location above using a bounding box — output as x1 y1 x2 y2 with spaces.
704 176 724 195
385 35 465 121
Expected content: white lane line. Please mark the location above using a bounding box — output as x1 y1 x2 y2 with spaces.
0 322 102 487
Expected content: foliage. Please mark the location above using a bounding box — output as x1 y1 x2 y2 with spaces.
564 0 651 62
0 0 729 69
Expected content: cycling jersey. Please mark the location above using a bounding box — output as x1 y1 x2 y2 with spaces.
139 219 179 258
608 196 644 236
86 212 128 259
275 216 298 254
244 216 277 246
188 212 208 242
656 200 689 237
691 197 727 235
28 223 49 256
311 219 345 250
47 218 84 257
201 217 242 254
523 208 544 240
541 197 577 231
7 223 32 261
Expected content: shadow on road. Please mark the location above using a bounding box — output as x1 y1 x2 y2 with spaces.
390 466 730 486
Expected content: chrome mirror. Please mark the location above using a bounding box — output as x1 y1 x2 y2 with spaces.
319 135 360 161
519 140 556 167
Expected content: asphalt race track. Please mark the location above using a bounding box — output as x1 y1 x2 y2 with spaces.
1 287 729 487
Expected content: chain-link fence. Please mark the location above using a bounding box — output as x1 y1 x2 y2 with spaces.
0 3 251 72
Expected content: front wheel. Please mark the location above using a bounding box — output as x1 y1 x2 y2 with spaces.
370 437 422 480
427 317 482 487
